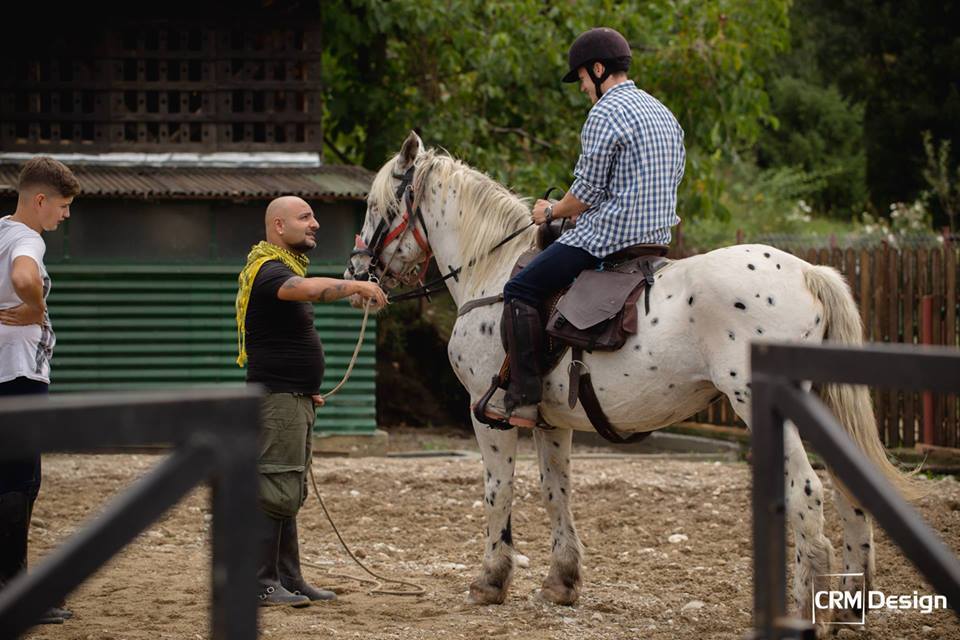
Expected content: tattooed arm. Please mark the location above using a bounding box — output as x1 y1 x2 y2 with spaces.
276 276 387 308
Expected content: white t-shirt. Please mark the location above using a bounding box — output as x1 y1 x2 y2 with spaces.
0 216 55 384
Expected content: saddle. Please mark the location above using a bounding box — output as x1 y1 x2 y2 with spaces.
471 219 670 444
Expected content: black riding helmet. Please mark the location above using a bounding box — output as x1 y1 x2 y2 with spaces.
562 27 632 99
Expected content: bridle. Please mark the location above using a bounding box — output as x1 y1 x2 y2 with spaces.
349 162 558 304
348 164 433 288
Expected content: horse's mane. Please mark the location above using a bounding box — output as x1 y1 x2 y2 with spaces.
370 148 535 294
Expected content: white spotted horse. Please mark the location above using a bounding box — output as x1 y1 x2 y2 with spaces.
345 132 918 630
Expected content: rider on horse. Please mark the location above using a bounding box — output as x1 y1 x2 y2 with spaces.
498 27 687 427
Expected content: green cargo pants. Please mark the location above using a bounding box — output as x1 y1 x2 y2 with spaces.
258 393 315 519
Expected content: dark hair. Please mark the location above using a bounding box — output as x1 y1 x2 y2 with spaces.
18 156 81 198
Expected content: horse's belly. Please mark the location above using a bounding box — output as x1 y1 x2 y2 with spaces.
538 337 716 432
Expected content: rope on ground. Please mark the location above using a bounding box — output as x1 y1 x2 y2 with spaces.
306 297 427 597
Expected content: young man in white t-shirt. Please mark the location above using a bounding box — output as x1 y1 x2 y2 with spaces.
0 156 78 623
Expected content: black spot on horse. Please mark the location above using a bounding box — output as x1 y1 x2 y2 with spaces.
469 368 475 375
634 344 642 351
767 296 775 306
490 444 499 453
651 317 659 326
507 457 512 463
861 543 870 549
668 383 675 389
804 479 812 496
756 327 764 335
688 296 694 306
623 373 630 377
776 264 781 269
649 366 658 371
689 317 695 323
553 441 560 448
734 301 747 310
854 508 864 517
728 331 736 341
666 294 673 299
730 370 737 377
764 252 771 258
748 264 756 270
815 315 821 325
549 492 553 501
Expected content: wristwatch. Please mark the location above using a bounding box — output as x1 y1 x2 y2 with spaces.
544 205 554 223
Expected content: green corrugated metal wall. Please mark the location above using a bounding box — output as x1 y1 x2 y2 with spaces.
45 264 376 435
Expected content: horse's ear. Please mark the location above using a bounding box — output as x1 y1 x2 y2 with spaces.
398 130 423 169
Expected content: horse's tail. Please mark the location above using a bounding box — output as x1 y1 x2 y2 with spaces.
803 265 924 501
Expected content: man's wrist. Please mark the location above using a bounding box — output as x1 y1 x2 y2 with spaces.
544 205 554 223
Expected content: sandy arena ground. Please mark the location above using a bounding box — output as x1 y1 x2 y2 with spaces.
20 429 960 640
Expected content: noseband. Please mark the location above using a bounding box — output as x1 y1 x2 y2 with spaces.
348 165 432 285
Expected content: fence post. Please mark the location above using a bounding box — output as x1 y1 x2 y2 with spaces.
922 295 936 444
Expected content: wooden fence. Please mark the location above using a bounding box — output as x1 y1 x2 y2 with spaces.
690 242 959 449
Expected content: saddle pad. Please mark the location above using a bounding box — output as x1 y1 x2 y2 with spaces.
555 269 647 330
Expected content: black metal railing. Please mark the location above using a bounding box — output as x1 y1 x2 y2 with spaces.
0 387 261 639
750 342 960 639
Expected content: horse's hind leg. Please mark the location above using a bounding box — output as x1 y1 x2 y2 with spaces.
723 379 835 628
468 418 519 605
782 425 836 626
828 478 873 624
533 426 582 605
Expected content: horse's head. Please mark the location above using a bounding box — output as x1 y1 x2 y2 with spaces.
346 131 433 294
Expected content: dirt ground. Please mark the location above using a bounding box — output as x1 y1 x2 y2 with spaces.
21 428 960 640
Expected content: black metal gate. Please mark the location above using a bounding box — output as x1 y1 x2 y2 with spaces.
0 387 261 639
750 342 960 639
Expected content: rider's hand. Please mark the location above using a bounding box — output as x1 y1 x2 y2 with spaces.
311 394 326 407
350 280 388 310
531 199 552 226
0 303 44 326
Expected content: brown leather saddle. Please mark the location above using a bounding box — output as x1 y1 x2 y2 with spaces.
471 219 670 443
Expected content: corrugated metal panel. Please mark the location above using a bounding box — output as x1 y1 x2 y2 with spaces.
0 164 373 201
45 264 376 435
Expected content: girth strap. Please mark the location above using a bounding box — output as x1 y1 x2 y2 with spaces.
569 347 652 445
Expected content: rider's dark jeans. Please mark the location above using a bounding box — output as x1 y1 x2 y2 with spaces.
503 241 600 308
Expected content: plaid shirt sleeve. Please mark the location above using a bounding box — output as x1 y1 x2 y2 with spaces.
569 112 620 206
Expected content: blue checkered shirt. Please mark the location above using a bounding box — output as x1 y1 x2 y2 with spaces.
558 81 685 257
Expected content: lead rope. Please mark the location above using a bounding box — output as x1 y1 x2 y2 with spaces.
302 295 426 596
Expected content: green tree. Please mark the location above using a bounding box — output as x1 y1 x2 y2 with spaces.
321 0 792 218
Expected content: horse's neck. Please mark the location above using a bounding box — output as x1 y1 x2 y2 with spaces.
419 183 526 309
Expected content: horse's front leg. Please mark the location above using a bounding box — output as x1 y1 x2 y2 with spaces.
534 427 582 605
467 418 519 605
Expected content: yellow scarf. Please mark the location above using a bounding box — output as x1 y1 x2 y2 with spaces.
235 241 310 366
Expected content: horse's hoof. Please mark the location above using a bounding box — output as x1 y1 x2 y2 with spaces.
467 580 507 605
537 583 579 606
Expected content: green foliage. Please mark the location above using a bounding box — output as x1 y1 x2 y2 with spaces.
680 158 855 250
322 0 791 213
757 76 867 216
781 0 960 220
921 131 960 232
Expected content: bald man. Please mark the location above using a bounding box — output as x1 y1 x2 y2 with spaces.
237 196 385 607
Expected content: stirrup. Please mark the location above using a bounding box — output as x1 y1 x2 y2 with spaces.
472 376 514 431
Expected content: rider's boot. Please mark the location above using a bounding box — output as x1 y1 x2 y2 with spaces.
502 299 544 427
